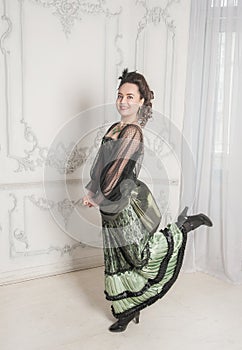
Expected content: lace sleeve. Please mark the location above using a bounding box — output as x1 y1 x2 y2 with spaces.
100 124 143 198
85 123 119 196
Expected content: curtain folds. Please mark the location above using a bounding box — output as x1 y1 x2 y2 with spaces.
181 0 242 284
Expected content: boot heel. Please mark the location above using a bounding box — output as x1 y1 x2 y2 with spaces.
176 206 189 228
179 206 189 218
109 311 141 332
133 312 140 324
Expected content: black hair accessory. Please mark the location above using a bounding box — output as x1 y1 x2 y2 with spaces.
118 68 129 81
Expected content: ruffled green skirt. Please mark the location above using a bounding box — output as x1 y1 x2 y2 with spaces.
100 180 187 319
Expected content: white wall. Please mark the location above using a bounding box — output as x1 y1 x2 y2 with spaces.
0 0 191 284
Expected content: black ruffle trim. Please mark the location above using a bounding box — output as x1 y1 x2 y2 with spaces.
104 228 174 301
111 231 187 320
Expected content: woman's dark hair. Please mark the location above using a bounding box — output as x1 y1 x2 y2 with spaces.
118 68 154 127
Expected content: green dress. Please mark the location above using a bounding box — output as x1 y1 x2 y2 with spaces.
85 122 187 319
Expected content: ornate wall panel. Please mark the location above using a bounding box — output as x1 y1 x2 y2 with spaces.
0 0 191 284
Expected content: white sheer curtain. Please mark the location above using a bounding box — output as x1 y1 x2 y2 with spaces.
181 0 242 284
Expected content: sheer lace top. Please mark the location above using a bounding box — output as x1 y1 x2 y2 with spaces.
85 122 144 206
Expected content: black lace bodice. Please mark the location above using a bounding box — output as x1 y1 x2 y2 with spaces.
85 122 144 208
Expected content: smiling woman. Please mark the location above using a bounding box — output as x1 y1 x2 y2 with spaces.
115 83 143 122
82 68 213 333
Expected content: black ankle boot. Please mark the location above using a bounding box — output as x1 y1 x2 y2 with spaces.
176 207 213 233
109 311 140 333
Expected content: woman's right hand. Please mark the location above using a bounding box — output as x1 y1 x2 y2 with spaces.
82 195 96 208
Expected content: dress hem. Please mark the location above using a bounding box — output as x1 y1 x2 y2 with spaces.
110 230 187 319
104 227 174 301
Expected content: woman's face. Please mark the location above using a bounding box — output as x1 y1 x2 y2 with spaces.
116 83 144 120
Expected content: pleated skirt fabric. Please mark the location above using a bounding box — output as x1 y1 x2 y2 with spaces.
100 181 187 319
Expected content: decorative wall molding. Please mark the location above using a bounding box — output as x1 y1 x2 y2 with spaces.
114 22 123 75
13 120 49 172
8 192 87 259
13 228 29 249
2 117 90 174
46 141 89 174
0 12 12 56
136 0 178 38
134 0 179 120
0 1 12 160
31 0 122 36
28 194 84 229
8 193 17 258
1 0 123 174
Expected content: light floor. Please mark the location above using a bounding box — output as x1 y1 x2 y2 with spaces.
0 266 241 350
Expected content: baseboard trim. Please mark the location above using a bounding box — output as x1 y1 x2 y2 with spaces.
0 254 104 286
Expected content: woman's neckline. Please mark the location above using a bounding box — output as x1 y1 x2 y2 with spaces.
104 122 142 140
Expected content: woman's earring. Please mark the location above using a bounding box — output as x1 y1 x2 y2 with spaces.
137 106 146 127
138 106 142 116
